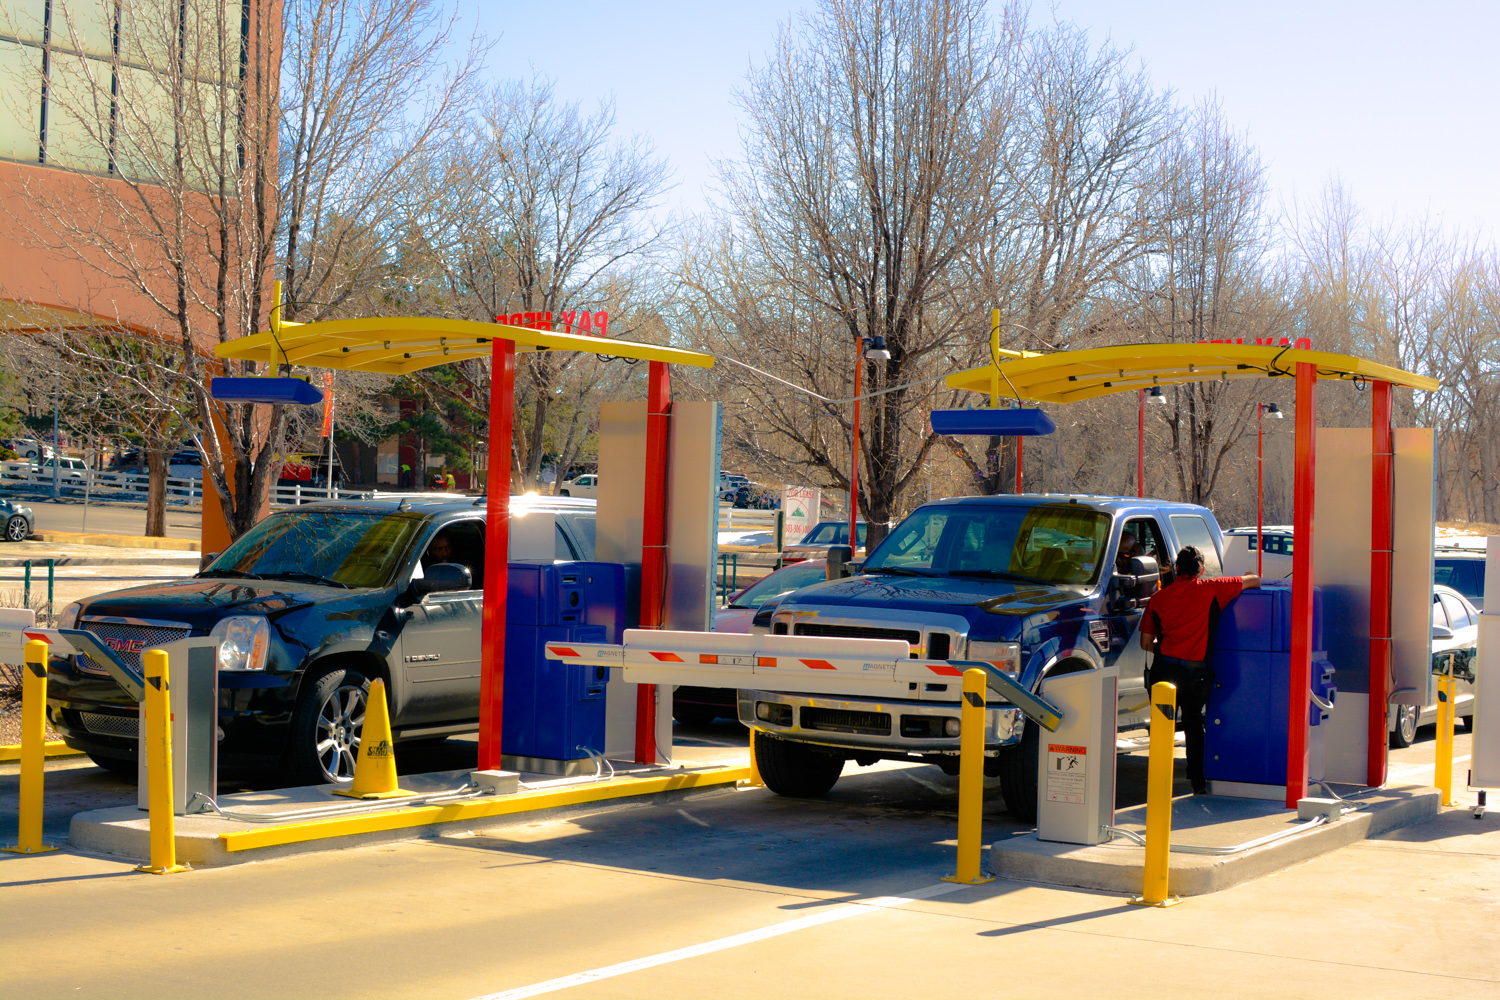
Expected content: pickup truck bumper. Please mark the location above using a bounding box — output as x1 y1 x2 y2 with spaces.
739 689 1025 753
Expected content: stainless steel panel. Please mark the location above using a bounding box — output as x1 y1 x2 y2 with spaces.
1474 539 1500 787
597 401 649 759
664 401 722 632
1391 428 1436 707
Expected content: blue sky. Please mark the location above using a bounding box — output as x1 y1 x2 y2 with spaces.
471 1 1499 240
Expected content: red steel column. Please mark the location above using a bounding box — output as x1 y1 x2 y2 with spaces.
1368 380 1394 787
479 338 516 771
1286 362 1317 807
637 361 672 763
1015 435 1024 494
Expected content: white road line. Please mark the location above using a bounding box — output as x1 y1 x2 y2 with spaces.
901 770 953 796
470 882 967 1000
675 809 710 828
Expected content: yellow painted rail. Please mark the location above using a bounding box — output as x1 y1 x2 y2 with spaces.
0 740 86 761
221 765 750 853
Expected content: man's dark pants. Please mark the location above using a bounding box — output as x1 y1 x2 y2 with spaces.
1145 655 1216 790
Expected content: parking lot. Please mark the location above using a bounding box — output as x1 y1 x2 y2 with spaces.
3 720 1493 1000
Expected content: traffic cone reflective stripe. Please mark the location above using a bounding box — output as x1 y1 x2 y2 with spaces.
334 679 413 799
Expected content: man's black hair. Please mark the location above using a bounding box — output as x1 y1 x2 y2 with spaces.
1175 545 1205 579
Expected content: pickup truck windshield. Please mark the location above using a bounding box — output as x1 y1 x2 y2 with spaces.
864 504 1111 588
202 510 425 589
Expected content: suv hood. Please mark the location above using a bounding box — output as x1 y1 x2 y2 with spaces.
780 573 1084 620
78 577 351 629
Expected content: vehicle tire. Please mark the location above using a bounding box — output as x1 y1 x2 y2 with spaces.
1389 704 1419 748
559 489 570 497
756 734 845 797
998 720 1040 823
5 515 27 542
286 666 371 785
87 751 137 777
1459 714 1474 732
672 704 721 728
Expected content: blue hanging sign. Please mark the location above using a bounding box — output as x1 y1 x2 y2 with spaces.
211 377 325 406
930 408 1056 437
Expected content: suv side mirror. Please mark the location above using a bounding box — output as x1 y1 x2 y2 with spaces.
410 562 472 599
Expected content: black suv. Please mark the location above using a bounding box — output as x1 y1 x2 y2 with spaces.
48 496 598 784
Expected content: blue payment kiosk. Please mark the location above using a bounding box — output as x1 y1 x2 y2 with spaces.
502 562 630 773
1204 582 1337 797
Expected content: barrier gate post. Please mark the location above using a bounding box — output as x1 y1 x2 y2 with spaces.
4 640 57 855
1435 668 1456 806
137 649 189 875
942 668 995 885
1131 681 1180 907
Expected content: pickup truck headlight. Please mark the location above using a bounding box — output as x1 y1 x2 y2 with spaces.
210 616 270 671
57 602 81 631
967 640 1021 675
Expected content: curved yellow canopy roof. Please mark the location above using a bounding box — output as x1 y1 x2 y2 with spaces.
945 343 1440 404
215 314 715 374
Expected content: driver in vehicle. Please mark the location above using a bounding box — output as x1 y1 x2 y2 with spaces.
423 530 455 568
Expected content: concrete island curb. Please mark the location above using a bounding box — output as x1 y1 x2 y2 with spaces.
32 531 201 551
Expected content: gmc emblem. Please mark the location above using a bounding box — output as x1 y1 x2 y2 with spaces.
104 637 147 653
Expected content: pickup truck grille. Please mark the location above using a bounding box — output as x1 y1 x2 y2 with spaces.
799 706 891 736
792 622 921 648
76 620 192 676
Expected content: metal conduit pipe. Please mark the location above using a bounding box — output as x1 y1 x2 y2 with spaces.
1102 813 1332 856
186 781 484 825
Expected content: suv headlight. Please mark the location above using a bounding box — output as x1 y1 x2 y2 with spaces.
967 640 1021 675
210 616 271 671
57 602 81 630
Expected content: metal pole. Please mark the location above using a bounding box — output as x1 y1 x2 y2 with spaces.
326 377 336 501
1138 389 1145 499
1257 405 1264 578
137 648 188 874
942 668 996 885
50 378 59 501
637 360 672 764
23 560 31 610
479 338 516 771
1369 380 1394 788
850 340 862 549
2 640 57 854
1131 680 1180 907
1286 362 1318 808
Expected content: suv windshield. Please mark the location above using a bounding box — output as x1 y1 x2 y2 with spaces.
864 503 1111 588
203 509 425 589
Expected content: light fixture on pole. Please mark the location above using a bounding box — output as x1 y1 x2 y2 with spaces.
864 335 891 361
1257 402 1283 576
849 334 888 553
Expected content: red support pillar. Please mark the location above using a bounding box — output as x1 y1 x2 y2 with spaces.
1368 380 1394 787
478 338 516 771
1015 436 1024 494
1286 362 1317 807
637 361 672 763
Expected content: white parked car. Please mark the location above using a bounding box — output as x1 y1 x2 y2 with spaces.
1221 525 1293 578
0 437 52 461
38 456 88 482
1389 584 1479 748
558 474 598 499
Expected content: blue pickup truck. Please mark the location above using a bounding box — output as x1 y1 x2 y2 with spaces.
743 494 1232 821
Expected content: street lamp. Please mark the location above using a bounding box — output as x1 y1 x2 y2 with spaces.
1257 402 1283 576
849 335 890 550
1137 386 1166 498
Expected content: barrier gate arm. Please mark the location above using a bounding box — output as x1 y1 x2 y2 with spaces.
546 630 1064 732
18 628 146 702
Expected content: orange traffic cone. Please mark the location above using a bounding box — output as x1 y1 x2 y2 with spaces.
334 679 413 799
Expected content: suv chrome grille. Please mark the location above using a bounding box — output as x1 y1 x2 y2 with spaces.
76 620 192 675
800 706 891 736
79 711 139 738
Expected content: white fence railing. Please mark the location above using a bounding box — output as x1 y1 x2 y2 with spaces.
0 464 372 507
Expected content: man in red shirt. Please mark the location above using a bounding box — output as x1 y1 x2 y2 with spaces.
1139 545 1260 794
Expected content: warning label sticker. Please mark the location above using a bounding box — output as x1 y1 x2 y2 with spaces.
1046 743 1087 804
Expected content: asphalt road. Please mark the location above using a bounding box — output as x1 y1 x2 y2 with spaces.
0 725 1492 1000
1 494 203 540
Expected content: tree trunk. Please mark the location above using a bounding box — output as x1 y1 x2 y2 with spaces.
144 449 168 537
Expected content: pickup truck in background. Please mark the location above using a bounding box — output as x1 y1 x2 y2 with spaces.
743 494 1232 821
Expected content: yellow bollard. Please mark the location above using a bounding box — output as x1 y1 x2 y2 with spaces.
137 649 189 874
335 679 412 799
1130 681 1181 907
942 668 995 885
1435 671 1455 807
740 729 765 788
4 640 58 855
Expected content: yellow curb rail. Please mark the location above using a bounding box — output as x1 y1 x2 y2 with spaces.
220 765 750 853
32 531 201 551
0 740 86 761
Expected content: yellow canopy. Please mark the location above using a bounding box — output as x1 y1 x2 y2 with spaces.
945 343 1440 404
214 315 715 374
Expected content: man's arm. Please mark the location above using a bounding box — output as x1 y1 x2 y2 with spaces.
1242 574 1261 589
1139 607 1160 652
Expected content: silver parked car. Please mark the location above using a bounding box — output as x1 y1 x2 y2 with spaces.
1389 583 1479 747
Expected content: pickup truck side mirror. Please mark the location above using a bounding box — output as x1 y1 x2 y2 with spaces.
409 562 472 600
827 545 855 580
199 551 221 573
1111 554 1160 610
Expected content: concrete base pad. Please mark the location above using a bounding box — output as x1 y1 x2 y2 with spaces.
990 783 1440 896
70 759 746 867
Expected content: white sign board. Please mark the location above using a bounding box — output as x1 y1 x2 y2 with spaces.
781 486 820 544
1046 743 1088 804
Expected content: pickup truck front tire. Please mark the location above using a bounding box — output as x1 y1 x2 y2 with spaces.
997 721 1040 823
755 733 845 797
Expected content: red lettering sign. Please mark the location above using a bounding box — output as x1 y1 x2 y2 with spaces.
494 310 607 337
